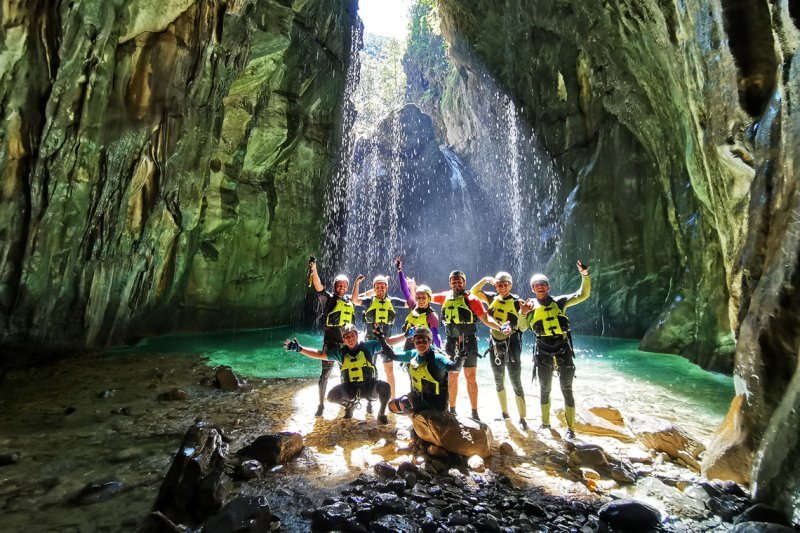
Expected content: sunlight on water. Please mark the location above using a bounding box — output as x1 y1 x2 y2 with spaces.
112 328 733 441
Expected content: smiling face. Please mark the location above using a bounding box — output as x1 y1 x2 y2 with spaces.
494 280 512 297
449 275 465 294
334 280 349 296
413 335 431 354
342 329 359 348
415 291 430 308
373 281 388 299
532 280 550 299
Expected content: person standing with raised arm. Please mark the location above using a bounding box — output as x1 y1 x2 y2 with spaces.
351 273 406 400
431 270 504 421
471 272 529 429
395 256 441 350
520 260 591 439
309 258 355 417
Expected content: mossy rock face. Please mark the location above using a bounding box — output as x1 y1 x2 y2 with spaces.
0 0 359 352
437 0 800 506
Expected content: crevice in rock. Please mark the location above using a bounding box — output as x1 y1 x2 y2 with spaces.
720 0 777 117
789 1 800 31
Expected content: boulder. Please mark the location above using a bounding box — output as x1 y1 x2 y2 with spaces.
733 504 792 527
729 523 798 533
202 496 272 533
237 432 303 467
214 366 240 391
568 443 609 468
153 424 229 527
701 395 753 483
564 403 636 442
412 411 493 458
598 499 661 532
627 414 705 470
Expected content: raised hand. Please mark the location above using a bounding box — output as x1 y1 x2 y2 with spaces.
577 260 589 276
284 338 301 352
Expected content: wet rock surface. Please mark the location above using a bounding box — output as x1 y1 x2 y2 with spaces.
0 352 792 532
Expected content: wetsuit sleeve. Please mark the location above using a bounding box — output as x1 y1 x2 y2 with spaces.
390 350 414 363
466 294 487 317
431 292 448 305
398 271 414 307
426 313 442 348
433 352 463 372
325 346 344 364
562 275 591 310
364 340 385 363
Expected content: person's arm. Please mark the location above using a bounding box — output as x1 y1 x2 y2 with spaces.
310 260 324 292
434 352 465 372
284 338 330 360
516 299 529 332
370 328 395 360
469 276 493 305
427 313 442 348
396 257 414 307
386 332 407 346
351 274 366 305
467 294 502 331
563 260 591 309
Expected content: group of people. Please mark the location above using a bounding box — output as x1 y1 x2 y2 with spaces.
284 256 591 438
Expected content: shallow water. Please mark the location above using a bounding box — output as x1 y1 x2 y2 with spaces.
116 328 734 441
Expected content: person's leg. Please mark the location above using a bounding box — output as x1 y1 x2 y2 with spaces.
317 360 335 416
489 339 509 416
383 361 396 399
536 355 554 427
558 358 576 434
463 335 480 418
507 334 526 425
326 384 356 418
445 335 458 412
375 380 391 423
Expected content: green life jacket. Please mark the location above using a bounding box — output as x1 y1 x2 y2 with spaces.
488 294 521 340
325 297 355 327
441 292 477 336
340 346 376 383
403 306 434 332
409 355 445 397
364 297 396 325
530 298 570 337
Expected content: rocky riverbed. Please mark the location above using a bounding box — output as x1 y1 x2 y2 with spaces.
0 352 794 532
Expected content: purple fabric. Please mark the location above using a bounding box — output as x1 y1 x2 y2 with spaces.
398 270 414 307
398 270 441 348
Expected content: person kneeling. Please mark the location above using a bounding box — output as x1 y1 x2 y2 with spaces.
382 327 465 415
284 324 391 423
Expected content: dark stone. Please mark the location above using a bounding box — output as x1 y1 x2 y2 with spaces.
723 480 748 497
730 523 798 533
214 366 240 391
312 501 352 531
397 461 419 475
569 443 608 467
98 389 115 398
202 496 272 533
153 425 228 526
355 503 374 524
197 471 231 515
598 499 661 532
157 388 189 401
344 516 368 533
446 510 470 526
371 514 420 533
234 459 263 480
0 452 20 466
374 461 397 478
73 480 124 505
734 504 792 526
237 432 303 467
522 500 547 517
372 492 405 514
708 496 748 522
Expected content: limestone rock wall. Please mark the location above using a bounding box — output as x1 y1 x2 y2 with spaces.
438 0 800 517
438 0 756 372
0 0 359 353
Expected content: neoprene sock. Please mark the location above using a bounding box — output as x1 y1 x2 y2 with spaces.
565 405 576 429
541 402 551 426
497 390 508 415
515 394 527 419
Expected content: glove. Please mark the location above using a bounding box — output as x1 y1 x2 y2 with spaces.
500 321 512 336
286 338 301 353
372 325 385 340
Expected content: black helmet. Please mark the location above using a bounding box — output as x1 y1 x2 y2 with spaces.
449 270 466 280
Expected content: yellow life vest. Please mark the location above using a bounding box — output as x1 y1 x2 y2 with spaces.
488 295 520 340
409 358 440 395
340 348 376 383
403 307 433 332
364 297 396 324
441 293 475 325
325 298 355 327
530 298 570 337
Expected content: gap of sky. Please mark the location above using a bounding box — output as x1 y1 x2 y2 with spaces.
358 0 412 39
